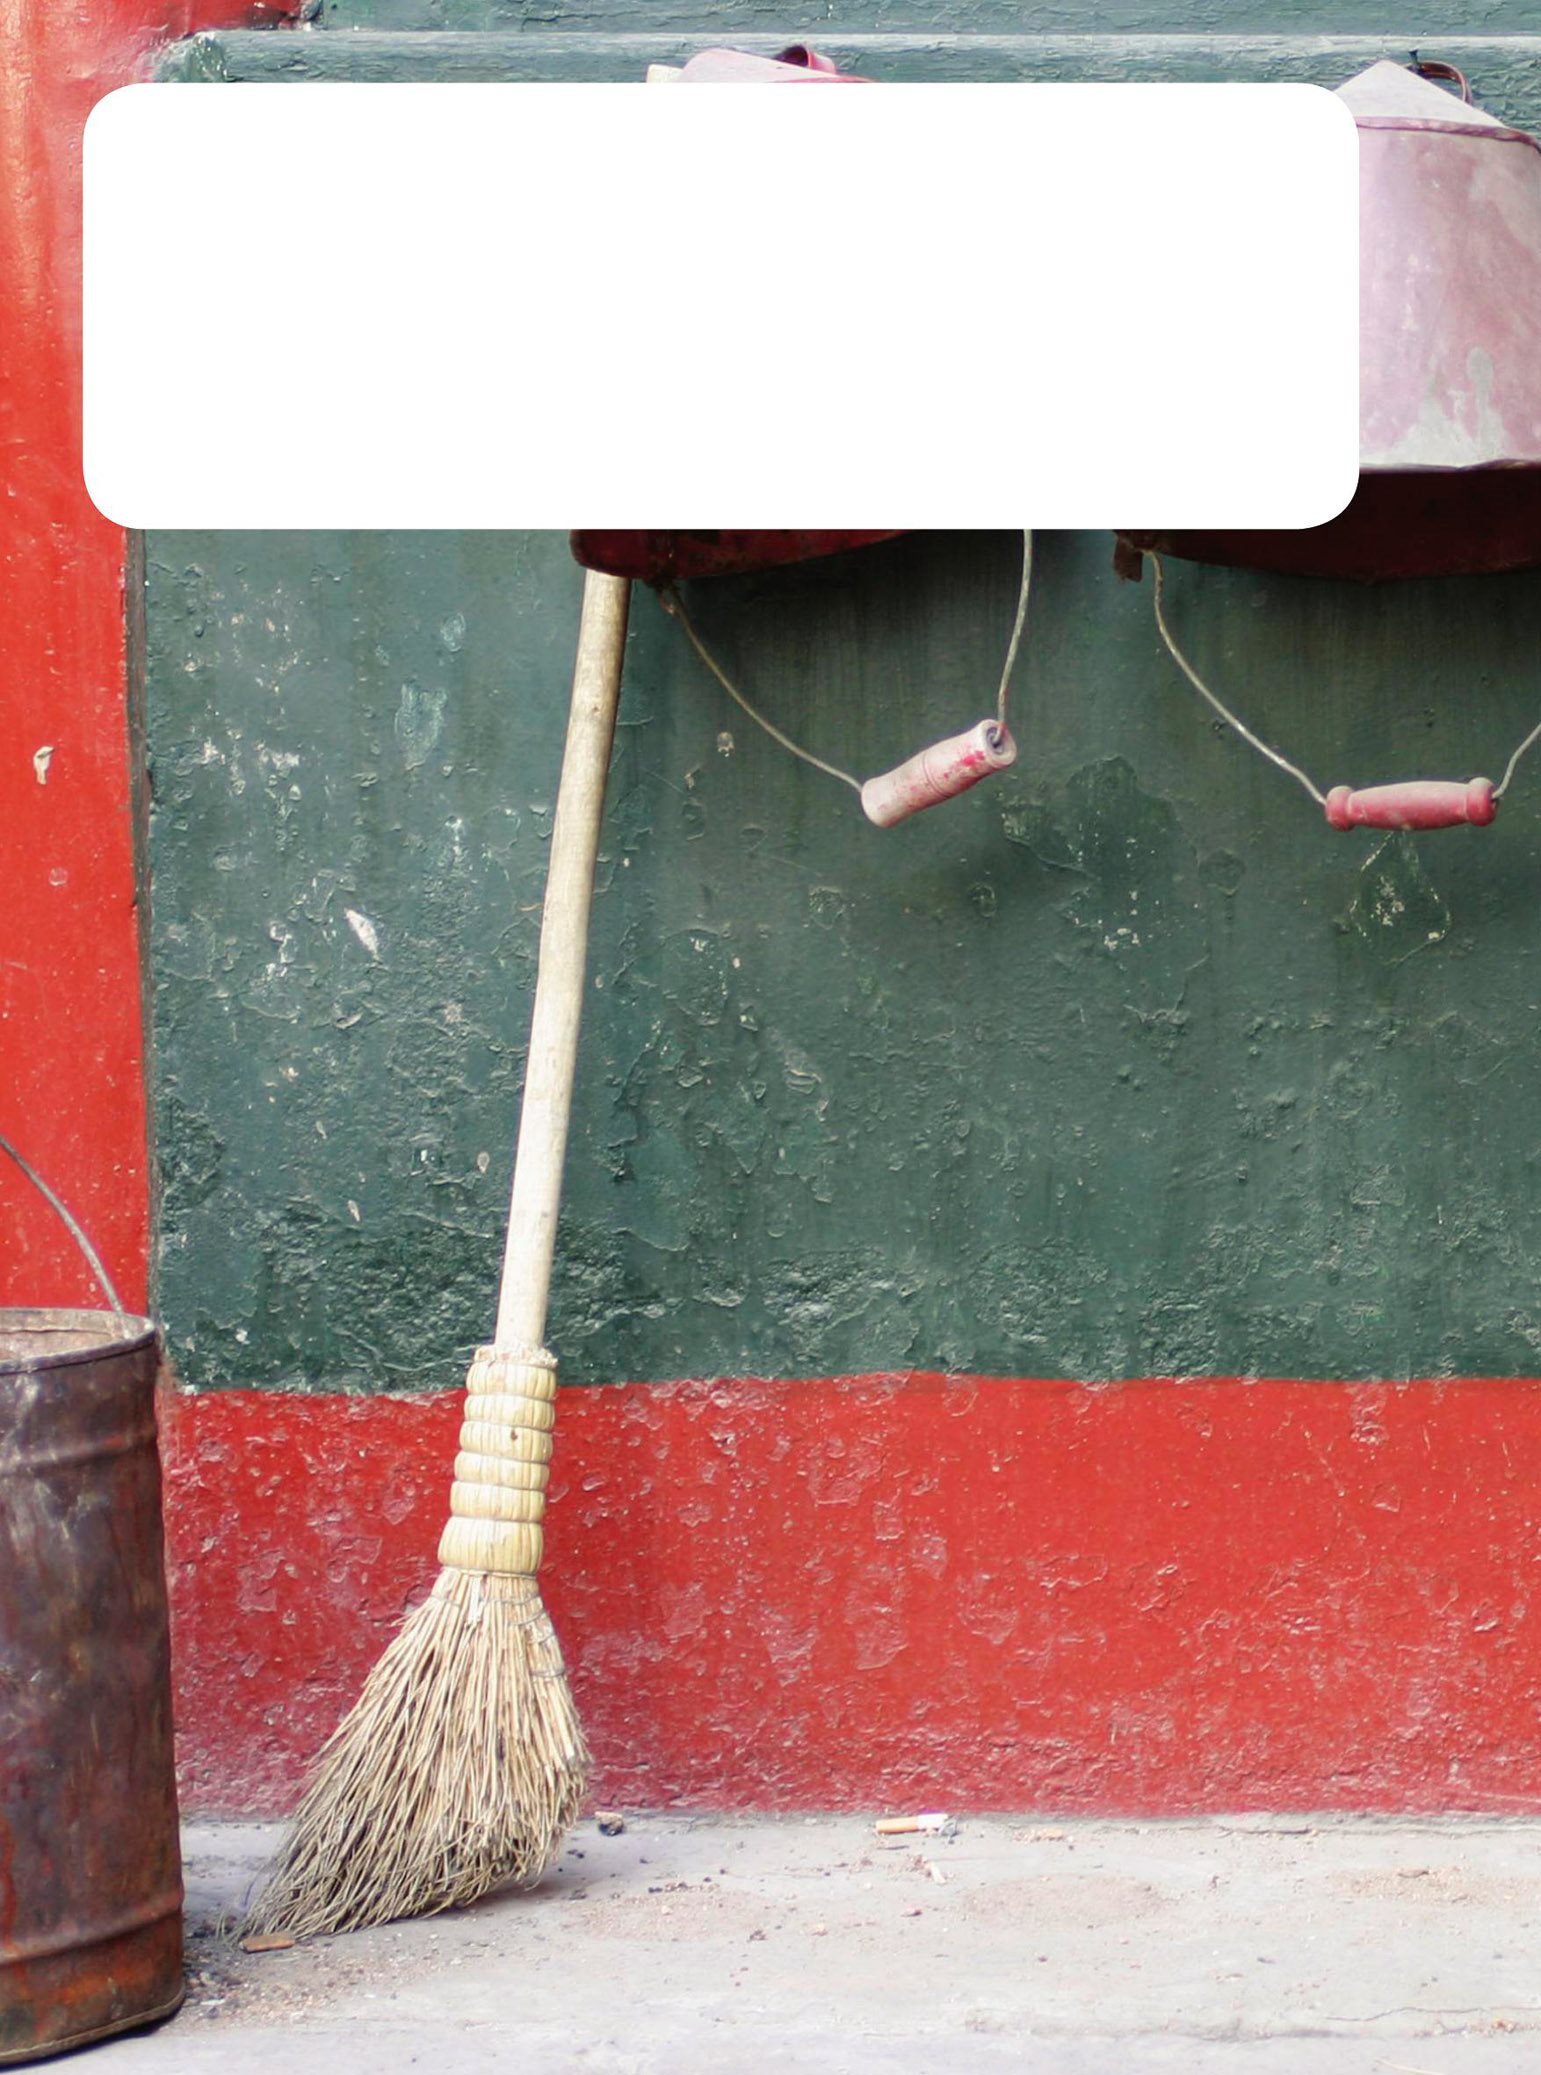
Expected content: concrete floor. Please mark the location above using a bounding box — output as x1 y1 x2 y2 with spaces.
107 1814 1541 2072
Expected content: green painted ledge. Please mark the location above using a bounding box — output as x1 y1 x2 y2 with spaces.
160 30 1541 117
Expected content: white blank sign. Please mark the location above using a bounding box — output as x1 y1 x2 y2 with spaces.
83 82 1358 530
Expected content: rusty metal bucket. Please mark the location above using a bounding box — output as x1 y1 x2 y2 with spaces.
1125 59 1541 580
0 1140 182 2062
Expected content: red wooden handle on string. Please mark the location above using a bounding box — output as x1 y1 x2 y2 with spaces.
860 720 1018 828
1325 778 1497 831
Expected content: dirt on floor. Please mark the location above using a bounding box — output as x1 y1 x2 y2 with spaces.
114 1813 1541 2073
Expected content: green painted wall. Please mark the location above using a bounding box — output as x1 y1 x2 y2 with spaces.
146 16 1541 1392
146 530 1541 1390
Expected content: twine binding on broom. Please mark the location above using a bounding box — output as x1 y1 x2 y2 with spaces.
246 1346 588 1939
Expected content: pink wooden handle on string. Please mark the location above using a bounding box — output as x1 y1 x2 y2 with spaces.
1324 778 1497 831
860 720 1018 828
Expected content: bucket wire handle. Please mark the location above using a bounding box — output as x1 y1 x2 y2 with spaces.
1409 56 1472 102
0 1130 127 1322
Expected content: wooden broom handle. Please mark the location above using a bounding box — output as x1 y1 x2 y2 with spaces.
495 570 630 1350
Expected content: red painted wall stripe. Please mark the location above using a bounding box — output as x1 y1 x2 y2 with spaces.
164 1372 1541 1816
3 1 248 1311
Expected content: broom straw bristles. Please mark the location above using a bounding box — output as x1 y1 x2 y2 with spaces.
246 1568 588 1940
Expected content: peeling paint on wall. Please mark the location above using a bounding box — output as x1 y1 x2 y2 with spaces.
145 531 1541 1390
164 1372 1541 1816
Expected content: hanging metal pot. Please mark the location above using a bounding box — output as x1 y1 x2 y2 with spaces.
570 44 897 587
1124 59 1541 581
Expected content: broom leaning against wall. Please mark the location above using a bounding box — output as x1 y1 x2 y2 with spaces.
249 570 630 1939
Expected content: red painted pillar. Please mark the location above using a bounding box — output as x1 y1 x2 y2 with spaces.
1 2 248 1309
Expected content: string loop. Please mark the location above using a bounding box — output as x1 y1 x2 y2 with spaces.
1147 549 1541 816
1149 553 1327 808
662 532 1035 800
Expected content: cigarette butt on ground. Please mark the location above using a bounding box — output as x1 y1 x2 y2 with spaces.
874 1812 950 1836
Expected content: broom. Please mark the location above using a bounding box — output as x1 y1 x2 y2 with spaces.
248 569 631 1938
